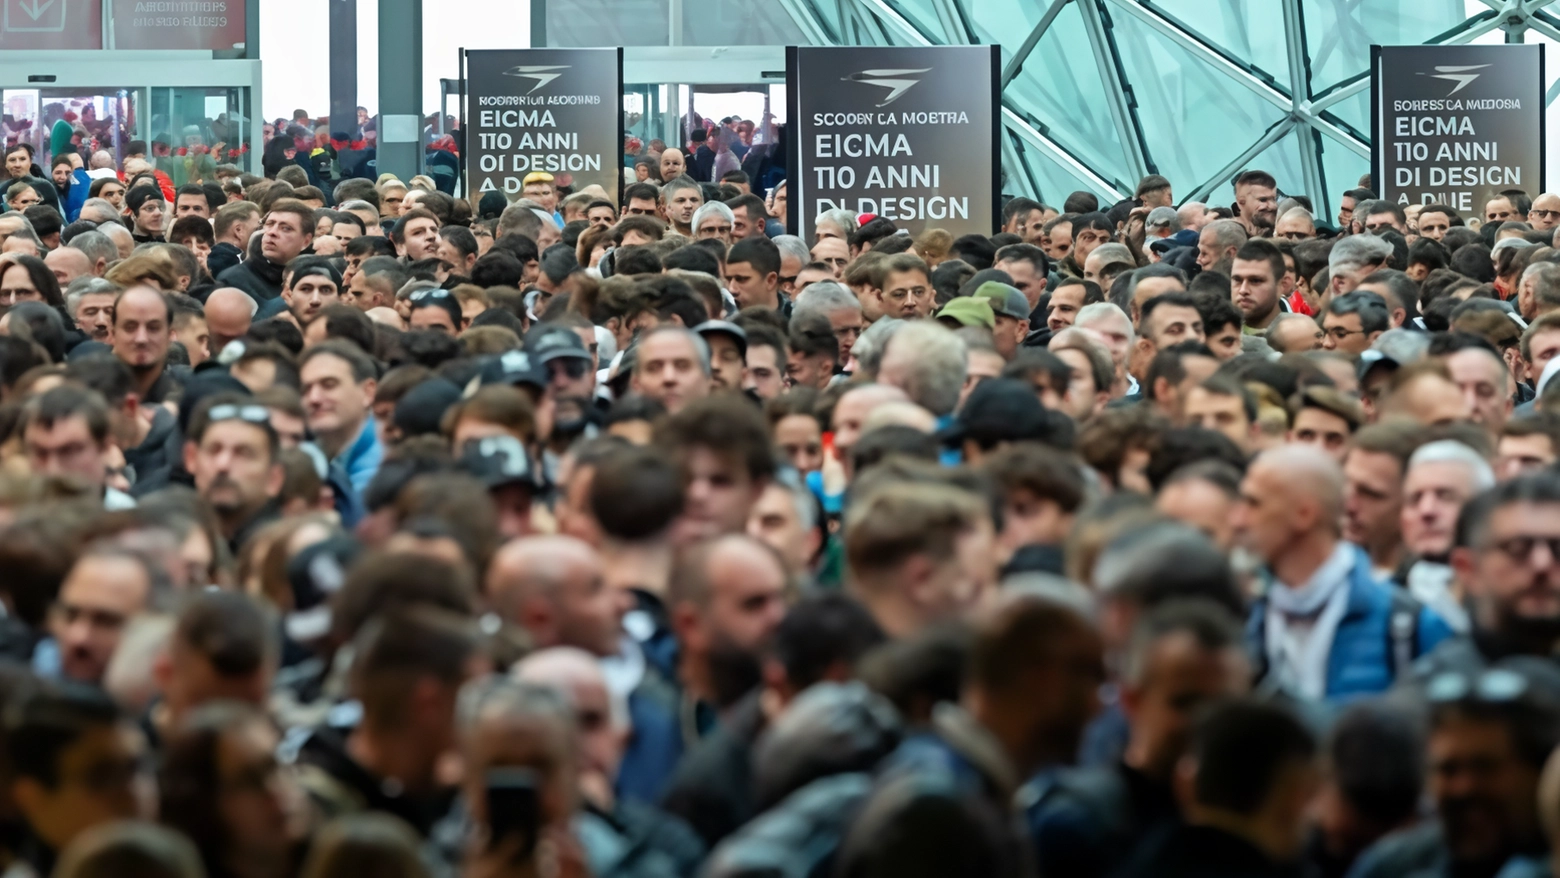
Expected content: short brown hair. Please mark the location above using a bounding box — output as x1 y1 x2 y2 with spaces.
1289 386 1363 433
266 198 316 238
1348 418 1428 470
983 442 1086 513
654 393 776 484
915 229 953 262
351 606 478 730
1077 406 1168 488
214 200 261 239
1521 311 1560 363
845 481 988 580
445 384 536 445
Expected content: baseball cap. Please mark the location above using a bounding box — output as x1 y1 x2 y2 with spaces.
459 434 539 491
693 320 748 358
936 297 996 330
476 349 547 392
971 281 1029 320
1145 206 1179 230
284 535 360 642
944 378 1074 450
1356 349 1399 382
392 378 463 438
523 171 555 186
526 325 592 364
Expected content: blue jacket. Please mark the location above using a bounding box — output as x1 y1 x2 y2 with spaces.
1246 544 1454 704
337 418 383 499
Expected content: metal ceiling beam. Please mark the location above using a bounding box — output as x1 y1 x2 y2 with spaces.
1077 0 1150 180
1280 0 1325 212
1002 0 1072 88
857 0 934 45
775 0 835 46
1001 106 1129 200
1183 118 1297 204
1102 0 1292 114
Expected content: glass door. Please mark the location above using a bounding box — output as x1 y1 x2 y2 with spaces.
2 88 140 172
148 86 254 183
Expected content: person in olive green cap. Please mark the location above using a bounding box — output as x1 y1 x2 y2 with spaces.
935 296 996 330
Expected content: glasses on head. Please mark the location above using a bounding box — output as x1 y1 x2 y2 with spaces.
1426 668 1529 704
1489 534 1560 565
410 288 452 302
207 404 271 425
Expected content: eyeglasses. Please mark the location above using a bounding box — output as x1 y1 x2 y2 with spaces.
1532 209 1560 221
1325 327 1365 340
207 404 271 425
1426 668 1529 704
1490 534 1560 564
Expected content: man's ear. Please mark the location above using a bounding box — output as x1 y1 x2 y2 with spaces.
182 440 198 474
265 461 285 499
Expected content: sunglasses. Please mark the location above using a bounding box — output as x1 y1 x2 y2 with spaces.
548 358 590 380
409 288 453 302
1426 668 1529 704
206 404 271 425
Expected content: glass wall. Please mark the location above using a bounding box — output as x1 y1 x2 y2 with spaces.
147 86 254 182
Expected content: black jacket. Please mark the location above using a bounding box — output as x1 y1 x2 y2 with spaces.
1113 823 1306 878
659 692 766 848
217 256 286 303
125 405 180 490
292 723 455 837
206 241 245 281
1026 761 1179 878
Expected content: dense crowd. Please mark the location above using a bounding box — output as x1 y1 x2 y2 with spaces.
1 104 1560 878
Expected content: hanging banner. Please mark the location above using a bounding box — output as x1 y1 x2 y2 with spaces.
463 48 623 208
788 44 1001 241
1372 44 1543 217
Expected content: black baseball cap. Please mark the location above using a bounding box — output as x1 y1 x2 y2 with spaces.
125 185 165 215
525 325 591 364
476 349 547 392
459 435 539 491
392 377 462 438
693 320 748 358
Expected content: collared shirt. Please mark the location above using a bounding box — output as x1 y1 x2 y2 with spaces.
337 418 383 497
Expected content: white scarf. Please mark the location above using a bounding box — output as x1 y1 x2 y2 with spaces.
1265 543 1355 700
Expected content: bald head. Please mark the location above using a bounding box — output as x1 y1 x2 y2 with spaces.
513 645 609 692
486 535 616 655
863 400 937 434
44 246 92 286
366 306 405 328
1259 443 1343 515
203 288 254 358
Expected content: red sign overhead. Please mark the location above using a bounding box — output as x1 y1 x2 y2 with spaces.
0 0 103 50
112 0 246 50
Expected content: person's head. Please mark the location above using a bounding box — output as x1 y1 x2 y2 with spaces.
1445 342 1513 438
53 546 162 684
668 534 789 707
1045 276 1102 333
1232 169 1278 231
22 384 111 487
724 236 781 309
299 341 378 448
659 147 687 182
1197 219 1248 275
983 442 1086 552
153 591 277 725
1230 238 1287 326
1453 473 1560 644
352 606 482 766
1322 290 1389 354
1400 440 1496 563
185 394 283 529
1286 386 1362 462
486 535 623 658
1181 698 1318 863
1424 666 1560 871
845 480 995 637
7 683 144 852
877 320 967 417
457 678 579 846
1182 375 1256 454
281 259 342 325
965 593 1105 772
1234 443 1345 566
656 393 775 539
260 199 314 265
296 813 427 878
52 821 206 878
158 702 302 878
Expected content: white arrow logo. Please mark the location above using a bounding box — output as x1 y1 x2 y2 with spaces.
502 65 569 94
843 68 932 107
1420 64 1490 96
19 0 54 19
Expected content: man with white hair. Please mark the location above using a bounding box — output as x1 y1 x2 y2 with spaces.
1328 234 1394 296
1235 444 1453 702
1400 440 1496 632
1176 201 1209 232
1274 207 1316 240
1075 302 1137 397
692 201 735 247
771 234 811 297
813 208 857 245
876 321 967 418
793 280 864 364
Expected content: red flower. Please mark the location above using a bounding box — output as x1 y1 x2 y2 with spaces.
177 147 188 156
228 149 240 159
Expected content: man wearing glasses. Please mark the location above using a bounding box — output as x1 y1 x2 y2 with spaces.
185 394 285 552
1528 193 1560 233
1321 291 1390 356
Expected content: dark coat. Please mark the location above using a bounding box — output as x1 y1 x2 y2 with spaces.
217 255 285 303
1113 823 1306 878
659 692 766 848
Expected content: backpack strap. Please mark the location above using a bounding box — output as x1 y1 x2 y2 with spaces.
1387 588 1423 682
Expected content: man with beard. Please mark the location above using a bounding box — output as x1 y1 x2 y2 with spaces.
1415 472 1560 679
1029 599 1251 878
660 176 703 238
1351 662 1560 878
110 285 180 405
186 394 285 553
1399 442 1495 633
1234 169 1278 237
1230 239 1289 335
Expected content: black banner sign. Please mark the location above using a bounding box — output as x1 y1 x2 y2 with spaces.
788 45 1001 240
463 48 623 205
1372 44 1543 217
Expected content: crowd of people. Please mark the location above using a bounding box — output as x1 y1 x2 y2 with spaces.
2 99 1560 878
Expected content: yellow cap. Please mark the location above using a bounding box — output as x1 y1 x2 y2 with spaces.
523 171 555 185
